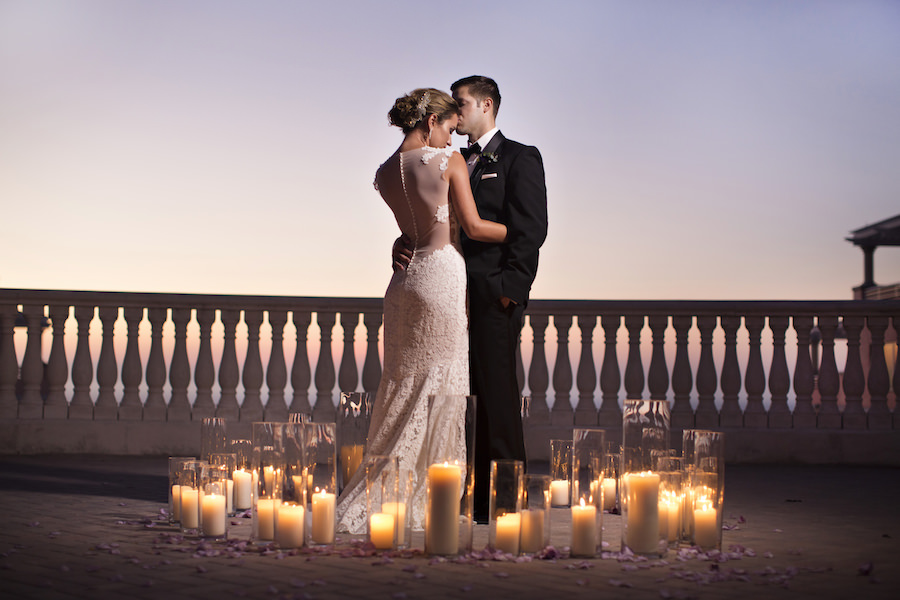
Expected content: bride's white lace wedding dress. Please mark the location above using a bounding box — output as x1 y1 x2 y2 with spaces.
335 146 469 534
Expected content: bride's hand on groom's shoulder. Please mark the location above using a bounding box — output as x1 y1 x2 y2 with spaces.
392 234 413 272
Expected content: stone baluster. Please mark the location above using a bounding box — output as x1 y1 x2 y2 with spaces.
516 340 525 395
743 316 767 428
551 315 574 426
362 312 382 395
718 315 742 427
694 315 719 428
338 312 359 393
623 315 645 399
192 308 216 419
815 316 841 429
264 310 289 421
289 311 313 414
143 307 168 420
791 316 816 428
839 316 866 430
19 304 46 418
767 316 792 428
670 316 694 430
313 311 337 422
69 305 95 419
647 315 669 402
0 305 18 418
864 316 890 429
93 306 119 420
240 309 265 422
44 305 70 419
526 314 550 424
216 309 240 419
598 314 622 428
119 307 144 420
167 307 192 421
574 314 598 425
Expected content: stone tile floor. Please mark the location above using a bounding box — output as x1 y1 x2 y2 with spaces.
1 455 898 599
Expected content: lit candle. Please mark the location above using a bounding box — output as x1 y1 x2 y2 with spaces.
624 471 660 553
426 462 461 555
519 508 545 554
263 465 277 493
233 469 253 510
275 502 305 548
180 487 200 529
494 512 521 555
382 501 407 545
602 477 617 511
225 479 234 514
369 512 395 550
693 498 718 549
311 488 336 544
256 498 279 540
201 493 227 537
171 484 182 521
550 479 570 506
339 444 365 486
570 498 598 557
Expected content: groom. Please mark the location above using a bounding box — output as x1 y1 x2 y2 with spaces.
396 76 548 520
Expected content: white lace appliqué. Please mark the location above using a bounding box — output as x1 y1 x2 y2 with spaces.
435 204 449 223
420 146 453 172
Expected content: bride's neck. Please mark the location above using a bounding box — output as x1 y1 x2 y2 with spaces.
399 129 428 152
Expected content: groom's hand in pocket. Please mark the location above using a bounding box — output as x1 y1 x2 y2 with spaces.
392 234 413 272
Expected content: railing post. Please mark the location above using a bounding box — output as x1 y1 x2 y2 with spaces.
816 316 841 429
362 312 382 396
265 310 289 421
526 314 550 423
767 316 792 428
192 308 216 419
216 309 240 420
143 307 167 421
792 315 816 428
240 309 265 422
551 314 574 426
623 315 645 399
670 315 694 430
44 304 70 419
840 316 866 430
119 307 144 420
313 311 337 422
0 304 18 418
290 311 313 414
93 306 119 420
598 314 621 428
694 315 718 428
647 315 669 403
19 304 46 418
744 315 767 428
338 312 359 394
574 314 598 425
865 315 891 430
167 307 192 422
69 305 95 420
719 315 742 427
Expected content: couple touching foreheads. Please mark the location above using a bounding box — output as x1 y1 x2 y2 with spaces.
336 75 548 532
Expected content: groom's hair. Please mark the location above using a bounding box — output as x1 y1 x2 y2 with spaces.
451 75 501 117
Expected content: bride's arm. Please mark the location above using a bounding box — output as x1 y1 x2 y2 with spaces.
447 152 507 243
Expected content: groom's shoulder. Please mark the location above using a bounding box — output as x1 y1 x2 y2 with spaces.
499 136 541 158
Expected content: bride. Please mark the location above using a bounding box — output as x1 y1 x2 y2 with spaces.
335 88 506 533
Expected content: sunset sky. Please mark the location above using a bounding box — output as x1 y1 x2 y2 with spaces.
2 0 898 302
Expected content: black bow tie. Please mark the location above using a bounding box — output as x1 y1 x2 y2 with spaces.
461 142 481 160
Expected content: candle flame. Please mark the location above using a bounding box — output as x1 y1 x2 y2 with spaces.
580 497 586 507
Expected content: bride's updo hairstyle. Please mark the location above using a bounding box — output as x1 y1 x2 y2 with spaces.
388 88 458 134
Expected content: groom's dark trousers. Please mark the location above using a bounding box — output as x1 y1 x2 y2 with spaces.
462 131 548 520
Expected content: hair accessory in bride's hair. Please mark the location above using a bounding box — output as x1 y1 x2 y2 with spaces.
416 91 430 121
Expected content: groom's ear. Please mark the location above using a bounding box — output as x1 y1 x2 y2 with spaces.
482 97 493 114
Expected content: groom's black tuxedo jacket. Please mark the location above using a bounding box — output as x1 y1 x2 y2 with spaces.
461 131 548 307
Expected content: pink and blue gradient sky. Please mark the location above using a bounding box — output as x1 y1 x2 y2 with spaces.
2 0 898 301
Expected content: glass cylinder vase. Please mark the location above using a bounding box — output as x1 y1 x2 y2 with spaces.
201 465 229 540
549 439 572 507
683 430 724 551
200 417 227 462
208 452 237 515
338 392 372 493
365 455 399 550
230 439 254 512
275 422 307 549
251 445 282 545
520 474 550 555
168 456 195 525
489 459 524 555
305 422 337 546
178 460 207 535
601 441 621 513
570 428 604 557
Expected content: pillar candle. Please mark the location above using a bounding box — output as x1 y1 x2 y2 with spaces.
602 477 617 511
233 469 253 510
494 512 521 555
180 487 200 529
693 501 718 548
382 501 407 545
256 498 278 540
570 499 598 557
201 493 227 537
426 462 461 555
275 503 305 548
311 489 336 544
624 471 660 554
519 508 545 554
550 479 569 506
225 479 234 514
171 484 182 521
369 512 395 550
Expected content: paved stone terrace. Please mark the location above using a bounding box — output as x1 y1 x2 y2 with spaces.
1 455 899 600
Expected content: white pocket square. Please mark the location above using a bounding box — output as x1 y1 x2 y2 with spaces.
481 173 498 180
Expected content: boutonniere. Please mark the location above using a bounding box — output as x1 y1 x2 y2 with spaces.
479 151 500 165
